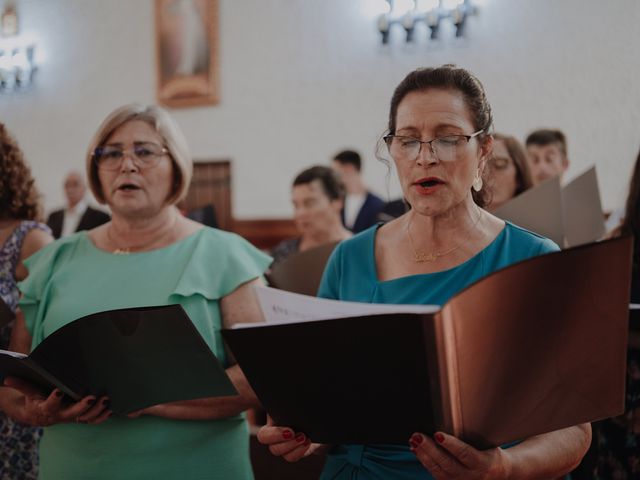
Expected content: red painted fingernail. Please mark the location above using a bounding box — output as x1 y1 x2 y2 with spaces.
409 441 418 449
295 433 306 443
282 430 293 440
87 398 96 405
434 432 445 444
411 434 423 444
55 390 63 398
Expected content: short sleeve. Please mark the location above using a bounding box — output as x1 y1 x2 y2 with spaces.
172 229 272 300
18 238 73 339
317 242 343 300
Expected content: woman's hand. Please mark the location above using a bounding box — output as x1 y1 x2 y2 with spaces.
257 424 322 462
4 377 111 427
409 432 511 480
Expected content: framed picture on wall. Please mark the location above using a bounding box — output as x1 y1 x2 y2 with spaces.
155 0 219 108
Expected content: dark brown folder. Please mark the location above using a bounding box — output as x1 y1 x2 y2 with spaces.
267 242 338 296
223 237 632 448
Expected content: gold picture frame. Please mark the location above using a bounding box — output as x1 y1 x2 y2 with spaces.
155 0 219 108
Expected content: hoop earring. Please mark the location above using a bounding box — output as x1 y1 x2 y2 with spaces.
472 175 483 192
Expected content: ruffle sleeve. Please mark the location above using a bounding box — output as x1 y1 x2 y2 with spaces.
171 228 272 300
18 235 79 342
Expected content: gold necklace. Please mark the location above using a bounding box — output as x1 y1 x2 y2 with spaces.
106 215 177 254
107 226 132 254
406 210 483 263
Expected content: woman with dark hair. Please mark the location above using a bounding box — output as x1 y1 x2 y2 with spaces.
258 65 590 479
594 148 640 479
486 133 533 211
271 165 351 265
0 122 52 480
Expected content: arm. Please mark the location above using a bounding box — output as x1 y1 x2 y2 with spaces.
0 311 110 426
410 423 591 479
14 228 53 281
130 278 265 421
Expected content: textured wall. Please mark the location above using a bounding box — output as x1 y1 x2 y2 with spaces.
3 0 640 217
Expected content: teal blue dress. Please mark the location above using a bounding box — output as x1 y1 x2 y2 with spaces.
317 221 558 480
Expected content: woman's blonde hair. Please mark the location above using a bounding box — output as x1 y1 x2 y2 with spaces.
86 104 193 205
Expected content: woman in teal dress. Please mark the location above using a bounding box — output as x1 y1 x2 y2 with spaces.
258 65 591 479
0 104 271 480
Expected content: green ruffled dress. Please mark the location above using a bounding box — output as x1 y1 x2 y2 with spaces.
18 228 272 480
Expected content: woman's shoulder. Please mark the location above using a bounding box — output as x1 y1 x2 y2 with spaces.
172 227 272 300
17 220 51 235
21 232 86 273
19 225 53 261
499 222 560 256
194 226 268 254
334 224 378 254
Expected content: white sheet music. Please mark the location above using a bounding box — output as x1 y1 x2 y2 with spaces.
0 349 27 359
232 286 440 329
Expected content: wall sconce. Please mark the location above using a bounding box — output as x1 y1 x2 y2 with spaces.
377 0 479 45
0 1 37 93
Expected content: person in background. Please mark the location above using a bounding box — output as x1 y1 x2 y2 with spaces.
0 104 270 480
485 133 533 211
525 128 570 186
271 165 351 266
594 145 640 479
331 149 385 233
258 65 590 479
377 197 410 223
46 171 110 239
0 122 53 480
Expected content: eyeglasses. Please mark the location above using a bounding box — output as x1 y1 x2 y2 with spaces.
383 130 484 162
93 142 169 171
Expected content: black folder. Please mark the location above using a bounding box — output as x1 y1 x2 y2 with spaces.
0 305 236 414
223 237 632 448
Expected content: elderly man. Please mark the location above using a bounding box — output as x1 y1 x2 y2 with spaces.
46 171 110 238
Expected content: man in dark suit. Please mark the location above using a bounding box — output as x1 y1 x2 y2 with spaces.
332 150 384 234
47 171 110 239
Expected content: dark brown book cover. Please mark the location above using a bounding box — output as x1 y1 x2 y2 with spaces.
267 241 338 296
223 236 632 447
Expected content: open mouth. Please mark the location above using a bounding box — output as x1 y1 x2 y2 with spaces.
415 178 444 188
117 184 141 192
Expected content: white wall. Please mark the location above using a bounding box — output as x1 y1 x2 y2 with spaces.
4 0 640 218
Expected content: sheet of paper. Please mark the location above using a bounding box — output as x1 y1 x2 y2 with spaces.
232 286 440 328
562 166 605 247
493 176 565 246
0 349 27 359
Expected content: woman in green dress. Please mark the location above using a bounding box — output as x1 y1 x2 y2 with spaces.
257 65 591 479
0 104 271 480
